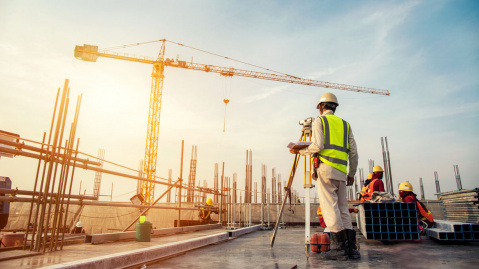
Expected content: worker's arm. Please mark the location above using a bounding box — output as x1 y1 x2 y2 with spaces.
347 127 359 178
300 117 324 155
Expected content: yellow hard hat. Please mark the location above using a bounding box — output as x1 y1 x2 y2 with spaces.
367 173 373 180
206 198 213 206
316 92 339 108
373 165 384 173
398 182 413 192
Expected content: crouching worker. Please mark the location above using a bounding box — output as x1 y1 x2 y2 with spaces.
71 221 85 234
398 181 434 233
199 198 215 223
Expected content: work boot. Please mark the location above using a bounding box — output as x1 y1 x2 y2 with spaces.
346 229 360 259
320 229 348 260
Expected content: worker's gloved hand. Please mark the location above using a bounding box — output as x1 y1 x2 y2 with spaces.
289 148 299 154
346 176 354 186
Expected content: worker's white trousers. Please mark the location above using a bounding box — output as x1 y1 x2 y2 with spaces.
316 172 353 233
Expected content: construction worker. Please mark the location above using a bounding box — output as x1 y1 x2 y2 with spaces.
71 221 85 234
199 198 214 223
398 182 434 233
290 92 359 260
361 166 385 200
359 173 373 200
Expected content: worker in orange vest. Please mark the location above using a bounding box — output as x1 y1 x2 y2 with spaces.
398 182 434 234
359 173 373 200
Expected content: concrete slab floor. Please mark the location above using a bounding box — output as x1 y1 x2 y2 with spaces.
147 227 479 269
0 228 227 268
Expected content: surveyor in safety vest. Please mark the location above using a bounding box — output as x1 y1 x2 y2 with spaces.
199 198 214 222
398 182 434 234
290 92 359 260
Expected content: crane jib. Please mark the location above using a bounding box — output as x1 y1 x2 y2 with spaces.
75 45 390 96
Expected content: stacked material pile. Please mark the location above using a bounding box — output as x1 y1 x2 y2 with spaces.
426 219 479 241
438 188 479 224
356 202 420 241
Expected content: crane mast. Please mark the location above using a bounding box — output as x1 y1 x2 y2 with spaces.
74 41 389 203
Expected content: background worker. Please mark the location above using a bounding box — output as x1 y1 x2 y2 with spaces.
290 92 359 260
359 173 373 200
398 181 434 233
71 221 85 234
199 198 214 223
370 165 385 192
361 166 385 200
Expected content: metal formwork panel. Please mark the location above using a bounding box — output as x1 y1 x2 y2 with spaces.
357 202 420 241
427 220 478 241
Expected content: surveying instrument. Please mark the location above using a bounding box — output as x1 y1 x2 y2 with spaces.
270 117 315 258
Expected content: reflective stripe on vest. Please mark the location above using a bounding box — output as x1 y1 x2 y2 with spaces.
201 210 211 220
318 115 350 174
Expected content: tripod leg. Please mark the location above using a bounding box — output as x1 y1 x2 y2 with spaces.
270 154 300 247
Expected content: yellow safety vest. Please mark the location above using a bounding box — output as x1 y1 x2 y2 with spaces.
318 114 350 174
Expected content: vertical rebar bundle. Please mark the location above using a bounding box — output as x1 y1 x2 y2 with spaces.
419 177 425 200
245 149 252 203
272 168 276 204
220 162 225 223
186 145 197 202
385 137 394 194
434 171 441 195
277 175 282 204
214 163 218 203
354 175 358 199
25 79 84 253
368 159 374 173
359 168 364 187
261 164 267 204
380 137 394 195
93 149 105 197
254 182 257 203
454 164 462 191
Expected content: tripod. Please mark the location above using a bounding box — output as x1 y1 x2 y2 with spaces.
270 117 314 258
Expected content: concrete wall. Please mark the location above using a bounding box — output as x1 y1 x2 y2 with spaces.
4 200 445 233
3 202 206 234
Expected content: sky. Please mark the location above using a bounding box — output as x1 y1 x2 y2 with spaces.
0 0 478 202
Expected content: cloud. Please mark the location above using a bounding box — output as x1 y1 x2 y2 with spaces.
241 84 289 104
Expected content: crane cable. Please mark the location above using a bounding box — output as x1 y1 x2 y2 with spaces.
99 39 299 79
222 75 232 132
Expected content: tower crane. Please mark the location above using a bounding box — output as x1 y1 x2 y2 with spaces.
74 39 389 204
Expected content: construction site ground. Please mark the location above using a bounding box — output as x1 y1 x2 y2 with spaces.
1 225 478 269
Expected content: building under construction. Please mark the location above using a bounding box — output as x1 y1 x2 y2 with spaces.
0 41 478 268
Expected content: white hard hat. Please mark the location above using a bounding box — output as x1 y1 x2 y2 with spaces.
76 221 83 228
316 92 339 108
